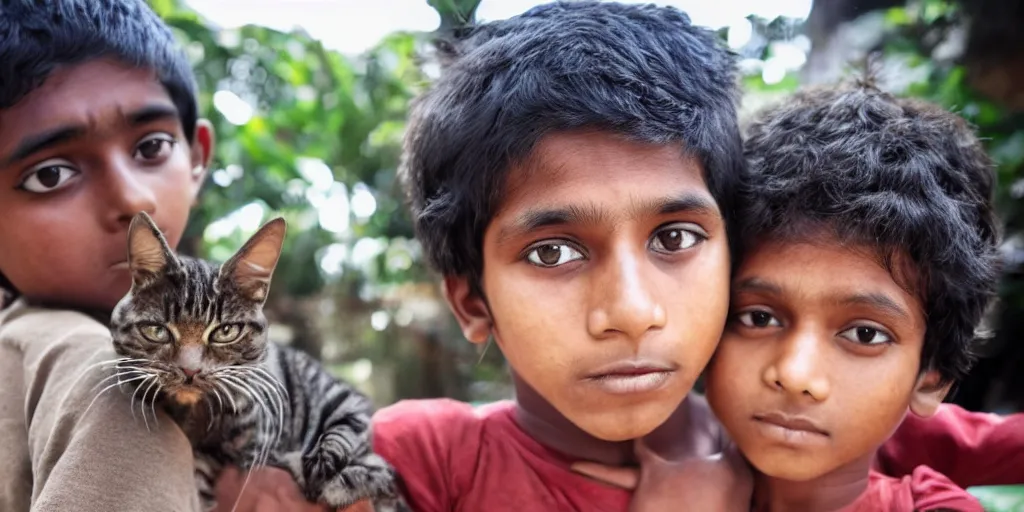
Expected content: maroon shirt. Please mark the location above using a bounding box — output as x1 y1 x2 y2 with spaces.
373 399 1013 512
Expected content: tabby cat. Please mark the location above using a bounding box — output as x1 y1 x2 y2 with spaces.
105 212 400 511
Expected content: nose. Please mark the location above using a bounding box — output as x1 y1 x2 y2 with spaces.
100 160 157 231
762 328 830 402
181 367 200 379
587 243 667 340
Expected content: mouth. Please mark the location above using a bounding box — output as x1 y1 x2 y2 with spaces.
582 359 677 395
752 412 830 444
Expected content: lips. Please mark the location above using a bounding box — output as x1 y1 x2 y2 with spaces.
753 411 830 437
582 359 677 395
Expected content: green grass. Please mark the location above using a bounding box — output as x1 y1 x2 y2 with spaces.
970 485 1024 511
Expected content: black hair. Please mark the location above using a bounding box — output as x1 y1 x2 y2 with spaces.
740 76 1001 383
0 0 198 142
0 0 198 304
401 1 742 290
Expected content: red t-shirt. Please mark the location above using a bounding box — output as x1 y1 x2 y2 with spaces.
878 403 1024 487
372 399 1013 512
840 467 981 512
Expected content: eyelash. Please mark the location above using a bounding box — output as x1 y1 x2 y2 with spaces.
733 309 896 345
521 223 707 268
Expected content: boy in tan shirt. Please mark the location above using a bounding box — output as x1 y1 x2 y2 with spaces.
0 1 210 510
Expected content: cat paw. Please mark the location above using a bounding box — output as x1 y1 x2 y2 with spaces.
305 453 399 508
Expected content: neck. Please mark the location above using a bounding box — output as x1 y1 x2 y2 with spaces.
512 373 638 466
753 454 873 512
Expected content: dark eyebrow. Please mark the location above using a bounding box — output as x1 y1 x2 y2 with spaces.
3 126 87 166
838 293 910 320
496 193 719 245
733 277 783 295
124 104 179 126
2 103 179 167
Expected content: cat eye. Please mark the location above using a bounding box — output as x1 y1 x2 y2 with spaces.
210 323 244 344
138 323 172 344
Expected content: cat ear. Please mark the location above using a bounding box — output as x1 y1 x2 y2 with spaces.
220 217 286 303
127 212 178 288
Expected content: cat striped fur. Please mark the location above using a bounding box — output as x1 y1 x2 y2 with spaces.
106 212 403 511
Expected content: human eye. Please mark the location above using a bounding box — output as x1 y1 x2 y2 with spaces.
838 325 893 345
16 159 80 194
649 223 707 254
133 133 177 163
524 241 585 268
735 309 782 329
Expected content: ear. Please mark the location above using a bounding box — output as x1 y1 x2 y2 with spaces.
908 370 953 418
220 218 286 303
188 119 215 206
443 275 492 344
127 212 177 288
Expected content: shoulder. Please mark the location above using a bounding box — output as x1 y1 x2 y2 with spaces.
372 399 514 512
373 399 511 447
865 467 983 512
0 300 110 350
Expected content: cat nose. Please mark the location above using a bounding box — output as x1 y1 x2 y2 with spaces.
181 367 200 378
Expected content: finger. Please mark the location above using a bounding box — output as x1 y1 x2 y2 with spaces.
633 436 668 465
570 461 640 490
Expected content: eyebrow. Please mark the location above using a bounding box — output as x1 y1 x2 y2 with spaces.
838 293 910 320
2 103 179 167
734 277 911 320
733 277 783 295
497 193 719 245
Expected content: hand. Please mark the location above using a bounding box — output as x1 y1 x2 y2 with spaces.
570 400 753 512
213 465 374 512
572 440 752 512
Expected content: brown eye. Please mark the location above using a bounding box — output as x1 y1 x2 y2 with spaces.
134 135 175 161
138 324 172 344
737 311 780 329
18 162 79 194
210 323 243 344
525 243 583 267
650 224 704 254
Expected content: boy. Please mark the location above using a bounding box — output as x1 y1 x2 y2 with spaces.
373 2 747 510
373 2 1024 511
705 78 996 510
0 1 210 510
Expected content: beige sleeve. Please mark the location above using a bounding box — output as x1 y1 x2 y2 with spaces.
2 304 202 512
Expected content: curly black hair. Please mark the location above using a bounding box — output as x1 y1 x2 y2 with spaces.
401 1 743 291
740 77 1001 383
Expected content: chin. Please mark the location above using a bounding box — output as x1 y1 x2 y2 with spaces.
568 401 676 442
748 453 832 482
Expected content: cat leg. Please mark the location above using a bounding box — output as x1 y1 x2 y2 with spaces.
308 450 399 509
194 451 222 512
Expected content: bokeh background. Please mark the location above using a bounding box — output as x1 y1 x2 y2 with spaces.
152 0 1024 505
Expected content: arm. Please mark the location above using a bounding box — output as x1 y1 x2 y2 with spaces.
877 404 1024 487
5 306 201 512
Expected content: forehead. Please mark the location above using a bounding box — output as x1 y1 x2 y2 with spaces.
0 58 174 151
737 239 925 318
497 130 715 217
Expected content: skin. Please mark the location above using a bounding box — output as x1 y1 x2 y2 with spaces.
0 58 212 313
706 238 948 511
444 130 732 465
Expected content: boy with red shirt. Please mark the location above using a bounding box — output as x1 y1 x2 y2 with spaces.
372 2 1024 511
704 79 997 511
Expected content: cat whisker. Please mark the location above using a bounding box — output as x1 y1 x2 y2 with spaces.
214 381 239 414
129 375 155 424
150 383 163 429
81 374 151 421
90 368 147 392
140 378 162 432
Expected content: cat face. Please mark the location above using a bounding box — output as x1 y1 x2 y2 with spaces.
110 212 286 407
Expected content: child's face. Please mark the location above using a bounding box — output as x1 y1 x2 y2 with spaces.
0 58 211 311
706 238 945 482
445 130 731 441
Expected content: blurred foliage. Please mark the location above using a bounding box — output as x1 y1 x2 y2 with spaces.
151 0 510 405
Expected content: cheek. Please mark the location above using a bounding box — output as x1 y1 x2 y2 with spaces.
705 338 755 420
832 356 919 444
148 168 196 249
